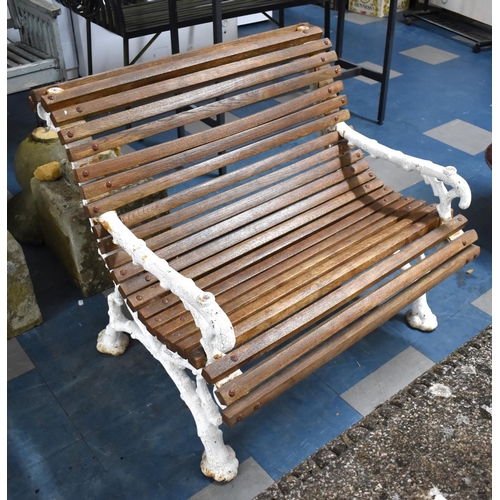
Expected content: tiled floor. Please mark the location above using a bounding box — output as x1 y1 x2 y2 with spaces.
7 6 492 500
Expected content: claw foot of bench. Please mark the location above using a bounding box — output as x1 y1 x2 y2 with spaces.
201 444 239 483
97 327 130 356
405 295 438 332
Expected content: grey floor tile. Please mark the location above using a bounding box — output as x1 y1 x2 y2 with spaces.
472 289 492 316
354 61 402 85
120 144 136 154
345 12 383 25
275 89 308 104
400 45 460 65
424 119 492 155
188 457 274 500
340 346 434 416
185 112 239 134
368 156 422 191
7 338 35 381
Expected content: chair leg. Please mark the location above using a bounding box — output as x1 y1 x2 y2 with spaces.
96 286 239 481
402 254 438 332
405 294 438 332
97 288 130 356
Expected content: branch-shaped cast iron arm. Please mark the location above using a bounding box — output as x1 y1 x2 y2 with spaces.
97 210 236 365
335 122 472 221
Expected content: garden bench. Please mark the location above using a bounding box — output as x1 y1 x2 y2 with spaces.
32 23 478 482
7 0 67 94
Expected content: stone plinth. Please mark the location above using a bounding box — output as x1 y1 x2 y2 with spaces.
7 231 43 338
30 177 113 297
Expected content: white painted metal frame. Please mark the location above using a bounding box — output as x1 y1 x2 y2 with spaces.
335 121 472 331
96 211 239 482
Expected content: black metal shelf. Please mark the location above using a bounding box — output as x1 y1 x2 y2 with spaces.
404 3 491 53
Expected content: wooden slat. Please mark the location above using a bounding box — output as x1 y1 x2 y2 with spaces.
136 187 400 323
214 216 470 404
145 194 418 331
36 24 325 112
119 178 388 314
175 207 440 358
119 169 379 306
98 139 350 255
158 198 428 352
77 83 345 197
82 107 349 218
53 40 337 129
221 238 479 426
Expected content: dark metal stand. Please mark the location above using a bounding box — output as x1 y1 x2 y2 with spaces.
334 0 397 125
403 0 491 53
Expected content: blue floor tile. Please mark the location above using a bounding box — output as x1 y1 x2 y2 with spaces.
7 370 81 480
225 375 361 480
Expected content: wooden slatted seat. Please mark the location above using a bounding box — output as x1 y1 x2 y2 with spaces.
32 24 478 482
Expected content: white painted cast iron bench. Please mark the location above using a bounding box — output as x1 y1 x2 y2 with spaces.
31 24 478 482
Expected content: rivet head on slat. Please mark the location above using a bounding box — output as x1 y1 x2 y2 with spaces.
67 131 74 138
82 170 89 177
341 97 346 104
120 269 127 276
254 403 261 410
334 116 338 121
48 95 54 100
106 181 112 188
335 67 340 74
136 294 143 301
92 144 99 151
457 216 463 222
92 206 99 213
369 172 375 177
365 184 370 189
230 354 238 362
462 240 467 246
356 152 361 158
384 186 390 191
76 106 83 113
162 298 169 304
350 166 356 172
321 56 326 62
237 414 243 422
324 39 329 45
228 389 236 397
145 275 152 281
328 87 333 94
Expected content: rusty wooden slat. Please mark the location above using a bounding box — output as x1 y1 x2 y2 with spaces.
221 238 479 426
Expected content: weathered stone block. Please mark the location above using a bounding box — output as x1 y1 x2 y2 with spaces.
30 177 113 297
7 231 43 338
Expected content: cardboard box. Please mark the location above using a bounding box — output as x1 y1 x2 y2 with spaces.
348 0 409 18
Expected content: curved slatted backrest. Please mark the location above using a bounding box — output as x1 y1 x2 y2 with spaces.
36 24 351 263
